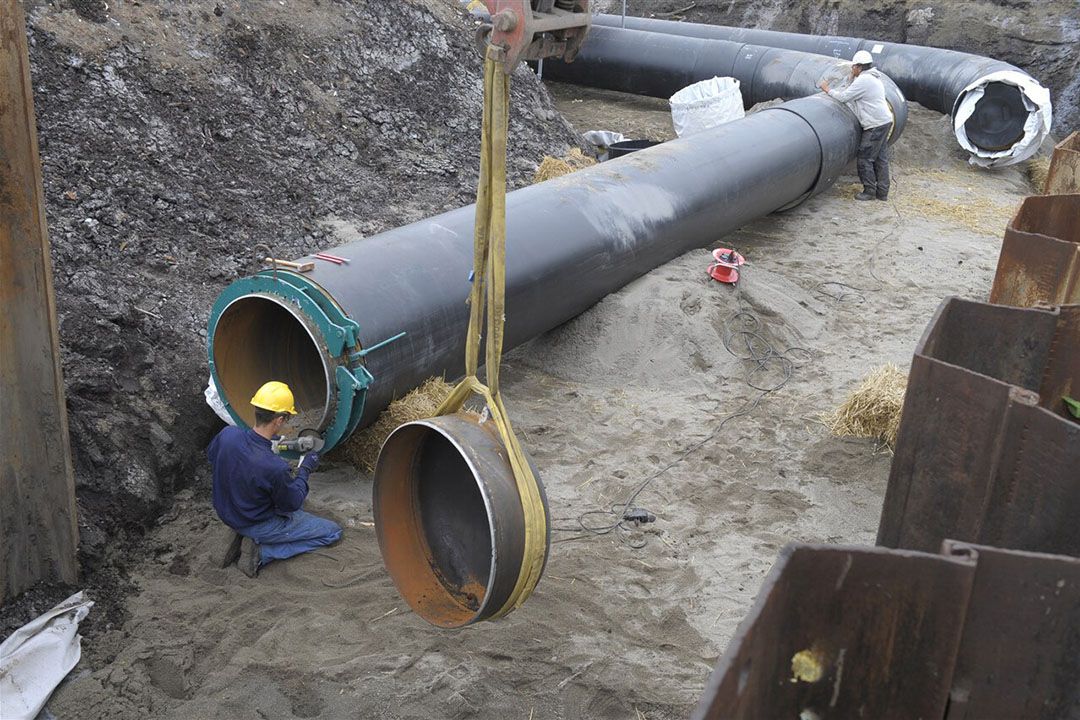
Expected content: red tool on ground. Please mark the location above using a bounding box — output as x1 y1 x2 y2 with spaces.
709 248 746 284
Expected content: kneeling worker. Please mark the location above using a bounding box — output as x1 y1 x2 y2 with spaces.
209 380 341 577
819 50 893 201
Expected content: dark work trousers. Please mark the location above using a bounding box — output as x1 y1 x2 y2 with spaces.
857 123 892 198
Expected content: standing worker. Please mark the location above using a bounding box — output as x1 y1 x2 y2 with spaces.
209 380 342 577
819 50 894 201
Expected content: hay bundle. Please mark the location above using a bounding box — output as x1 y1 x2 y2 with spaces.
333 376 454 473
1027 155 1051 194
823 364 908 449
532 147 597 183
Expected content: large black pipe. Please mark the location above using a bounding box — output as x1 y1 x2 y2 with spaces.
540 25 908 144
207 95 859 450
591 14 1050 165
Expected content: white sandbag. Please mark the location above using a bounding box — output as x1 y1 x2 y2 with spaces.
670 77 745 137
205 375 236 425
0 591 93 720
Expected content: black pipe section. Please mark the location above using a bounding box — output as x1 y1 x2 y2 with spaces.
208 96 860 449
540 25 908 144
592 14 1048 160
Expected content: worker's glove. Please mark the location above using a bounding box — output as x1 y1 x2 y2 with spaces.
299 452 321 472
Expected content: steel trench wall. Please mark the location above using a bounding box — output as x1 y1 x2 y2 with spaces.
540 24 908 142
207 95 862 449
590 14 1049 165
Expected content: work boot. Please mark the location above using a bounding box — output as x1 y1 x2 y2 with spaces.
238 537 261 578
876 195 889 201
220 531 242 568
855 191 876 201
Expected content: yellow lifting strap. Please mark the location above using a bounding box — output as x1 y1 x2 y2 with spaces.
434 47 548 618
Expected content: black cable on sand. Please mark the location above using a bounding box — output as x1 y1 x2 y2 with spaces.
553 271 811 548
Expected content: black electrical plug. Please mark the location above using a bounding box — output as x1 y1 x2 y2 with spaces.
623 508 656 525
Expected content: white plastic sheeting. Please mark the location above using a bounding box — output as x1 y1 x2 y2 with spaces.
582 129 627 150
954 70 1053 168
205 375 236 425
670 76 745 137
582 130 628 161
0 591 93 720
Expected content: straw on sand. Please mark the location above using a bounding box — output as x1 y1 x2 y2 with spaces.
532 148 597 183
823 364 908 450
1027 155 1051 194
333 376 455 473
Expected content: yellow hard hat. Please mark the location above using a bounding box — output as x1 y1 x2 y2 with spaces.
250 381 297 415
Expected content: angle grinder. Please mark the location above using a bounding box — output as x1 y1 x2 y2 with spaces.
271 428 325 455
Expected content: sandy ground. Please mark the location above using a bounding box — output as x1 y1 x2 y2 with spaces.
44 92 1031 718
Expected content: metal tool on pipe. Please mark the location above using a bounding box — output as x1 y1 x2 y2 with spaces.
587 14 1051 167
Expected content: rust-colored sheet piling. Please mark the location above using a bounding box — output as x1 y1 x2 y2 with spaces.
692 544 976 720
1044 131 1080 194
878 298 1080 556
693 542 1080 720
943 542 1080 719
989 194 1080 307
0 0 79 602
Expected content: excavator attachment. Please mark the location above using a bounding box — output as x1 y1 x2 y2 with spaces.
479 0 591 69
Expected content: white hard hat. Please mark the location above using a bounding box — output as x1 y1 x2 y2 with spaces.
852 50 874 66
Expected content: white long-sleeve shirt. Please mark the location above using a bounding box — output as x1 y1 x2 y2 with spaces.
827 72 894 130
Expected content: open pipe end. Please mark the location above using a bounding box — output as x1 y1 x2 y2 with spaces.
373 414 549 628
963 82 1028 152
210 294 331 429
954 74 1052 167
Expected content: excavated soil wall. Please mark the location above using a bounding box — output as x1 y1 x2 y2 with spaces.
22 0 578 536
1 0 578 629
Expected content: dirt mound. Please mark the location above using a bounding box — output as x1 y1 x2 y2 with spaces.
623 0 1080 137
21 0 578 533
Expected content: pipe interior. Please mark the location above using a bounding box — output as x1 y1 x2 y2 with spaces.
375 423 493 627
417 432 494 604
963 82 1027 152
212 296 329 428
